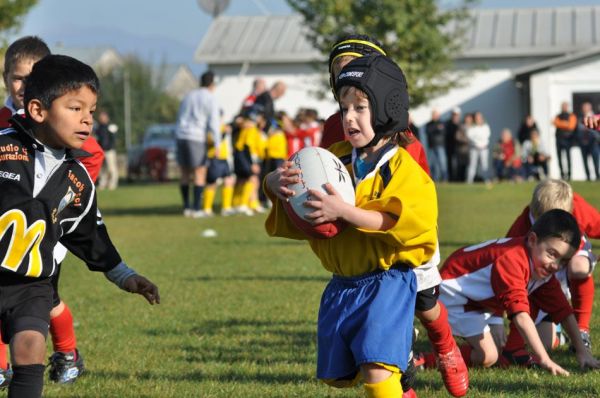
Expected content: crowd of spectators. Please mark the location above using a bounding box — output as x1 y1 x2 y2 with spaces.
417 101 600 184
176 74 599 220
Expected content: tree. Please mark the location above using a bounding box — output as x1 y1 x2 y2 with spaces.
98 56 180 150
0 0 38 57
287 0 477 107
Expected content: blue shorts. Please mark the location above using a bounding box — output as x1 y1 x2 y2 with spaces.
207 159 231 183
316 266 417 380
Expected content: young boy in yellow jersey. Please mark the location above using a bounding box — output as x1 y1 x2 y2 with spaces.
264 55 437 397
203 124 235 216
232 111 265 215
260 111 289 208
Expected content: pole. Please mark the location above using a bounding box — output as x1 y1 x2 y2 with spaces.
124 69 132 152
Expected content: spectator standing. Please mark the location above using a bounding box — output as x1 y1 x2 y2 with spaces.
553 102 577 180
445 107 461 181
425 109 448 181
240 77 266 113
175 70 221 218
95 111 119 190
577 102 600 181
522 129 550 180
252 81 286 131
454 113 472 182
466 111 491 184
517 114 538 144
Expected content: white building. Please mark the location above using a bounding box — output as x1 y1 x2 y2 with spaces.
195 6 600 180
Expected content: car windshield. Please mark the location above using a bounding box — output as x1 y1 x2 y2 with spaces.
145 125 175 141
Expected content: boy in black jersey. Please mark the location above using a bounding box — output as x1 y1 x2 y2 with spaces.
0 54 159 398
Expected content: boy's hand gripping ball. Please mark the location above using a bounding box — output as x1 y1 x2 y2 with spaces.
283 147 355 238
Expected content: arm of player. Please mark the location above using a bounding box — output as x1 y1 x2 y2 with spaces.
512 312 569 376
105 262 160 305
305 183 396 231
561 314 600 370
264 160 302 201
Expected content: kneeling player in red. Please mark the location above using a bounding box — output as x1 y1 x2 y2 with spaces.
439 209 600 375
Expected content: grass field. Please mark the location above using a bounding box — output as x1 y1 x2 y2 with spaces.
19 181 600 397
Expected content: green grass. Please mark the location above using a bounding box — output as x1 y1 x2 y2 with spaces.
16 182 600 397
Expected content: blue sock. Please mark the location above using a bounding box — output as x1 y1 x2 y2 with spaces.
193 185 204 211
180 184 190 209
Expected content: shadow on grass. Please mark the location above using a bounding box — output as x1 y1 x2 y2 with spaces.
193 275 329 283
131 369 307 384
179 318 316 368
101 205 183 217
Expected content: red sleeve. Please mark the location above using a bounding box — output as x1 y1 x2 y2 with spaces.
79 137 105 183
529 276 573 323
506 207 532 237
404 137 431 176
491 250 531 317
572 193 600 239
0 107 13 128
320 112 345 149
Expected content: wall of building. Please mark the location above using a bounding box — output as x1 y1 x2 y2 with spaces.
210 62 337 122
530 55 600 180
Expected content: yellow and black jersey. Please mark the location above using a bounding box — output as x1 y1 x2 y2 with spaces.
0 116 121 278
266 130 288 160
264 141 438 277
235 124 265 164
207 130 232 161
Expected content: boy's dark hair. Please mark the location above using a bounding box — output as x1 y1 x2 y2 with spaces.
531 208 581 250
200 70 215 87
24 55 99 115
3 36 50 77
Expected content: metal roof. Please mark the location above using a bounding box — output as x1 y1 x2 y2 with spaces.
51 46 122 67
195 6 600 64
194 14 320 64
512 45 600 78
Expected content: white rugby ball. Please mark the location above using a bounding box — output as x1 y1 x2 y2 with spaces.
283 146 355 238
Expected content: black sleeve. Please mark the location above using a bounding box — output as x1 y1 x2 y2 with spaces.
60 193 122 273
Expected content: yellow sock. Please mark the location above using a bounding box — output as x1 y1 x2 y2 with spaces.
232 184 243 207
203 186 216 212
363 371 402 398
221 186 233 210
241 181 254 207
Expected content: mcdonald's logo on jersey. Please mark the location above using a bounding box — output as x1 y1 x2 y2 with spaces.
0 209 46 277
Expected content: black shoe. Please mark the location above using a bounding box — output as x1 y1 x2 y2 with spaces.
48 349 85 383
0 365 12 389
569 330 592 353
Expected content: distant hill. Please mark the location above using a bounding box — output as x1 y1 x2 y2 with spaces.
22 23 205 74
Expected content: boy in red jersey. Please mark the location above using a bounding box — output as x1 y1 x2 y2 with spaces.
501 179 599 364
439 209 599 375
1 36 106 385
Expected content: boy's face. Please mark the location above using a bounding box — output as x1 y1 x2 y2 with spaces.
29 86 97 150
340 88 375 148
527 233 574 280
3 58 36 110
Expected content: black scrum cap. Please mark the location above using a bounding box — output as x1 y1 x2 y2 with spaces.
335 54 409 144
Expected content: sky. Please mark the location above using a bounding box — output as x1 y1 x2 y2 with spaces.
13 0 600 73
